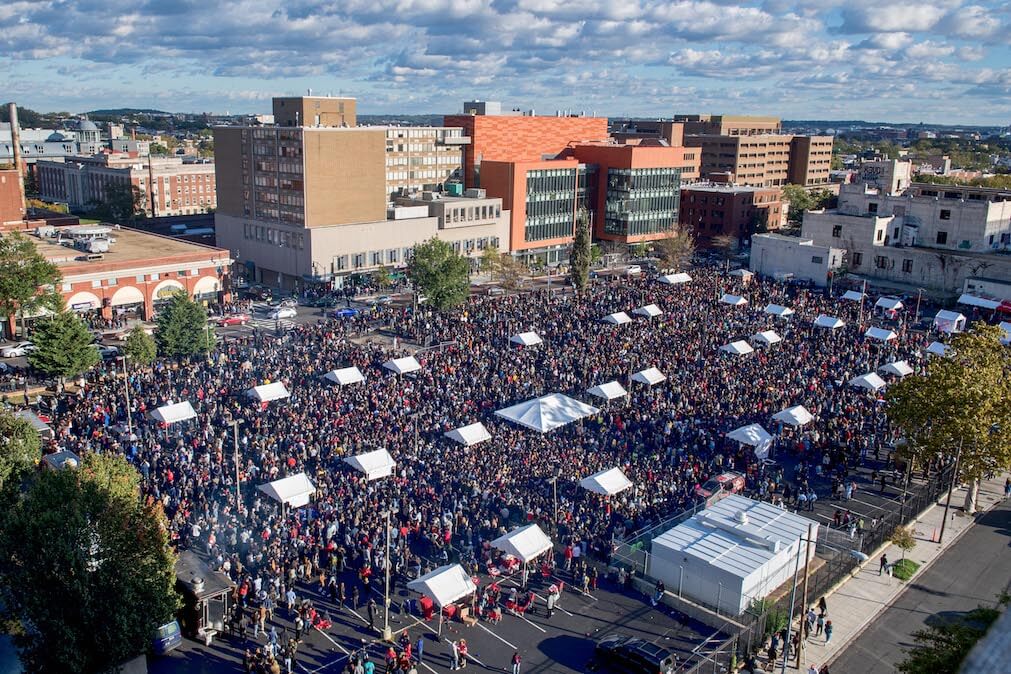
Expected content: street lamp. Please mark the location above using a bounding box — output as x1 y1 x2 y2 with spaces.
118 355 132 435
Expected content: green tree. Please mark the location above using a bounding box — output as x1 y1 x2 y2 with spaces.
87 183 145 223
590 243 602 266
123 325 157 367
569 208 591 290
497 254 528 291
406 238 470 311
155 291 213 358
654 225 695 270
27 310 100 383
0 232 63 339
890 526 916 561
372 265 393 291
148 143 170 156
886 324 1011 514
782 184 815 225
480 245 501 280
0 410 41 494
897 606 1003 674
0 454 179 673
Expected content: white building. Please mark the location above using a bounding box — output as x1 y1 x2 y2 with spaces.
750 233 844 286
649 495 819 615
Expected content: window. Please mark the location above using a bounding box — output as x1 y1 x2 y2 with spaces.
811 256 824 264
874 255 889 269
868 202 878 214
387 249 398 264
851 252 862 267
91 279 101 289
876 229 883 242
831 225 842 238
371 251 382 266
901 259 913 273
940 209 951 220
107 278 117 286
936 231 948 245
62 282 73 292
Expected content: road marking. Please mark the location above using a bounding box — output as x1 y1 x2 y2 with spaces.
516 612 547 633
477 621 517 649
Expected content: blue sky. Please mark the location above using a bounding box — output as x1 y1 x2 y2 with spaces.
1 0 1009 124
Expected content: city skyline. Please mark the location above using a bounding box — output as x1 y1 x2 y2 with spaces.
1 0 1009 124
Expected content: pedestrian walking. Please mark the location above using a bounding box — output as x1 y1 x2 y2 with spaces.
807 665 818 674
824 620 833 643
818 596 827 616
815 614 825 636
879 554 888 576
546 591 556 618
450 640 460 670
416 636 424 664
458 638 468 668
367 598 377 632
511 651 522 674
1004 478 1010 500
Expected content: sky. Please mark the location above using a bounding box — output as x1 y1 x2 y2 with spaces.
1 0 1009 125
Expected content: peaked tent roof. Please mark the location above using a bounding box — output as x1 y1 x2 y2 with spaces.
865 327 897 342
490 524 553 563
729 268 755 278
875 296 905 311
579 467 633 495
926 341 951 357
814 314 845 329
344 448 396 481
841 290 865 301
407 564 477 607
444 422 492 447
324 366 366 386
773 405 814 427
587 381 628 400
383 356 422 374
727 423 773 447
658 272 692 285
631 367 666 385
720 293 748 306
934 310 966 333
764 303 795 317
632 304 663 318
849 372 887 391
751 330 782 346
958 294 1000 310
494 393 600 433
257 472 315 508
720 340 755 356
510 331 543 346
878 360 914 377
247 382 290 402
150 400 197 424
999 321 1011 345
602 312 632 325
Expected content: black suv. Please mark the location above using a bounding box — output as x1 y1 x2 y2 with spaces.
592 634 677 674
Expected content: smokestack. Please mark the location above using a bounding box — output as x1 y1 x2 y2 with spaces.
6 103 27 220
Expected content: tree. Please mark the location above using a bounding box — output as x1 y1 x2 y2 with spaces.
497 254 528 291
897 605 1003 674
711 234 739 267
406 238 470 311
27 310 100 383
148 143 171 156
0 454 179 673
890 526 916 561
123 325 157 367
654 225 695 270
0 233 63 339
886 324 1011 514
0 410 41 494
372 265 393 291
781 185 835 226
480 245 501 280
87 183 145 223
590 243 602 266
569 208 591 290
155 291 213 358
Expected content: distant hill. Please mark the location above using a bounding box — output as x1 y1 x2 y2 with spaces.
783 119 1000 130
358 114 446 126
86 108 175 118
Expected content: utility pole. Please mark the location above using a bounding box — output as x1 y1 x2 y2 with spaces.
795 523 814 670
232 419 242 517
120 355 133 435
780 531 804 674
937 438 963 545
382 509 393 641
915 288 924 324
6 103 26 218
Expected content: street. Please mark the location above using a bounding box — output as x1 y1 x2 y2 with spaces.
828 497 1011 673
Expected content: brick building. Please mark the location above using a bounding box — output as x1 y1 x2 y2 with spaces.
0 168 25 226
679 183 786 244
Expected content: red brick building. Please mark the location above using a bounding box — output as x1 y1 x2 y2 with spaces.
679 183 786 245
443 113 609 189
0 169 25 226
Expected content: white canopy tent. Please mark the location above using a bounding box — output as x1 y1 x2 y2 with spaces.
958 294 1001 311
934 310 967 334
729 269 755 279
323 366 366 386
149 400 197 425
720 294 748 306
865 327 897 342
632 304 663 318
490 523 553 586
773 405 814 427
602 312 632 325
407 564 477 634
875 297 904 312
587 381 628 401
257 472 315 509
344 448 396 481
658 272 692 285
878 360 914 377
841 290 865 302
494 393 600 433
764 304 795 318
1000 321 1011 345
926 341 951 357
849 372 887 391
727 423 774 460
720 340 755 356
580 467 633 495
510 331 543 346
444 422 492 447
247 382 291 402
814 314 845 330
631 367 666 386
751 330 782 347
383 356 422 375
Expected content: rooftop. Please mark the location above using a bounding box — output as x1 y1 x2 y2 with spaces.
682 182 768 193
30 226 228 271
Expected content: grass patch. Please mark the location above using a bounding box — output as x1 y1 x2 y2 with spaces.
77 218 102 225
892 558 920 581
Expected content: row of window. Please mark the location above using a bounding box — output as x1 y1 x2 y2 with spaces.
242 223 306 249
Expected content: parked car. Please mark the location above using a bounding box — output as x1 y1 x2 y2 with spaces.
367 295 393 306
332 307 360 319
307 295 340 308
213 313 251 326
268 307 297 320
625 265 643 276
592 634 677 674
96 345 121 360
487 286 506 296
246 286 272 301
2 341 35 358
269 297 298 308
694 471 747 501
151 619 182 656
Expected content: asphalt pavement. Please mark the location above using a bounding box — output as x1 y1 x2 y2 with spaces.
828 497 1011 673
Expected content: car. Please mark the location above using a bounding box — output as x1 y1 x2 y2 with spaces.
592 634 677 674
367 295 393 306
151 620 182 656
95 345 120 360
269 297 298 308
214 313 251 326
2 341 35 358
694 470 747 501
307 295 340 308
268 307 297 320
486 286 506 296
232 277 250 289
246 286 272 301
625 265 643 276
332 307 360 319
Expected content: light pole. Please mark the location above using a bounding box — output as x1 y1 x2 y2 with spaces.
119 355 132 435
914 287 925 324
780 530 805 674
937 437 963 545
230 418 243 517
382 508 395 642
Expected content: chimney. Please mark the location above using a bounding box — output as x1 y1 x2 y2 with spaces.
7 102 27 219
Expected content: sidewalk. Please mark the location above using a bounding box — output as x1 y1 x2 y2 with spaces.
786 473 1008 671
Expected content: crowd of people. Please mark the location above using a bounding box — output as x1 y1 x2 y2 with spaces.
38 264 954 670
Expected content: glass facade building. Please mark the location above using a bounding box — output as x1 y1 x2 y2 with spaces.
524 167 577 242
604 167 681 236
